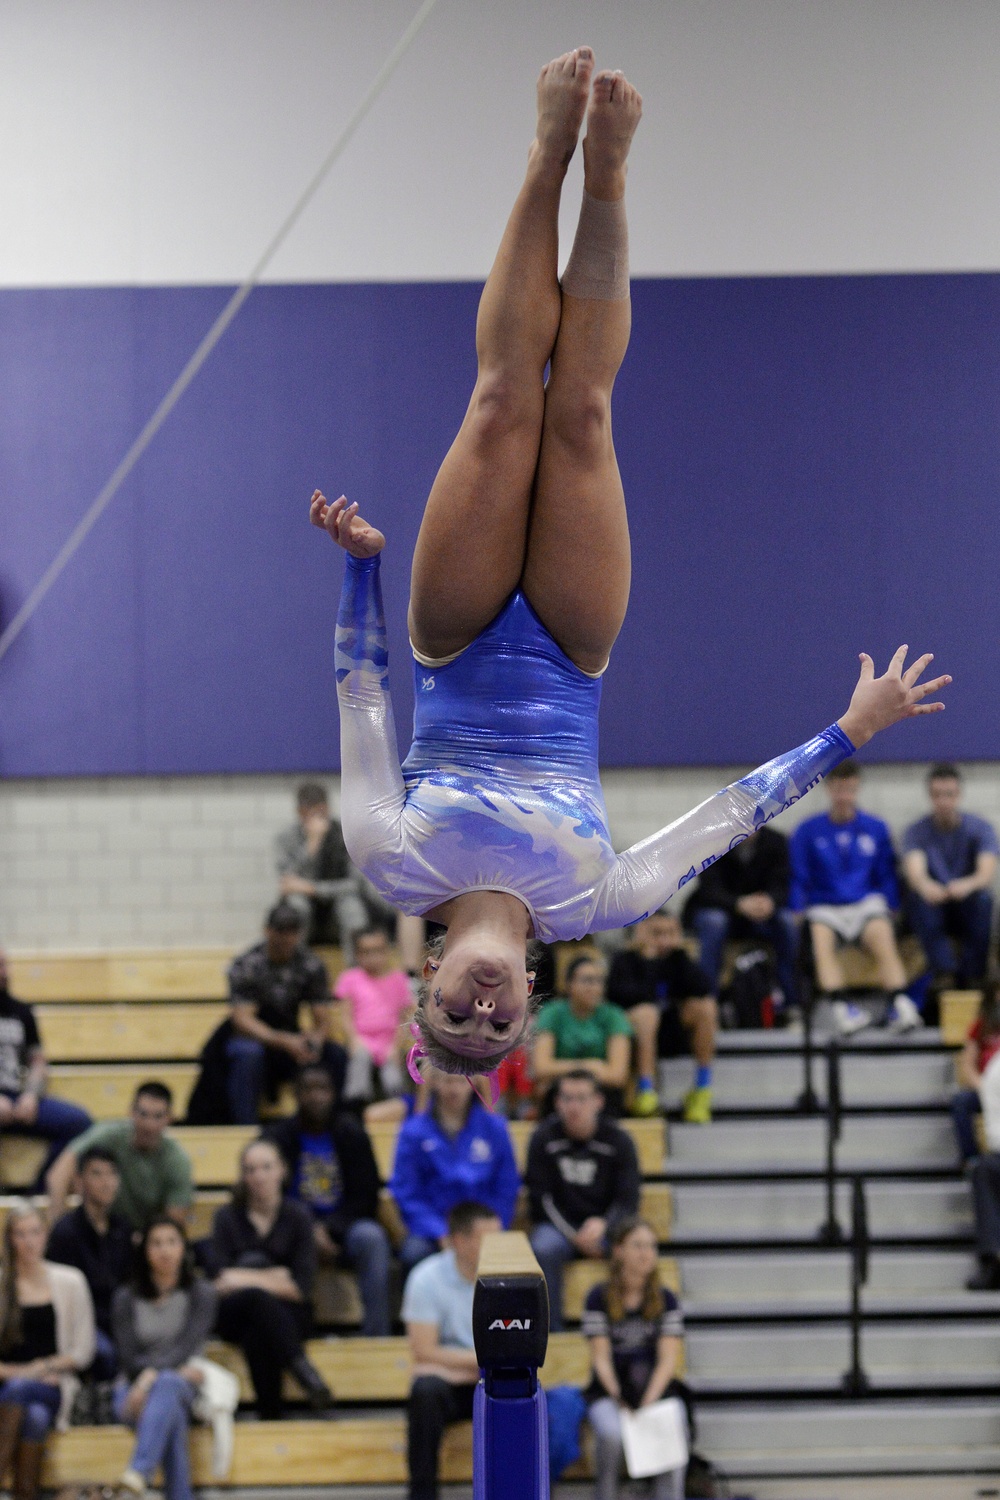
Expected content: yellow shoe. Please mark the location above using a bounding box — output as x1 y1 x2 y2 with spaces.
683 1085 713 1124
632 1083 660 1117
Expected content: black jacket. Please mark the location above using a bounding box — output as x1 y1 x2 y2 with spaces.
684 825 791 917
263 1112 381 1242
525 1115 640 1238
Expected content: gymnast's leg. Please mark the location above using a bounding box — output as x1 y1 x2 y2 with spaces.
521 69 642 674
408 47 593 660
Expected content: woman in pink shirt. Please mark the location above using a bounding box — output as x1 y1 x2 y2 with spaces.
335 929 415 1102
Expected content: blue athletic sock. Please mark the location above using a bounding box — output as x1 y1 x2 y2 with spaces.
695 1063 712 1090
638 1074 654 1091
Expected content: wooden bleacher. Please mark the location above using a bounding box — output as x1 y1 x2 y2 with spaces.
940 988 982 1046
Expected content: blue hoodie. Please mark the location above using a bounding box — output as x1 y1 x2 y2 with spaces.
388 1098 521 1241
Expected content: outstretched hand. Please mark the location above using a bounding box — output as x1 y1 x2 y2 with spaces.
309 490 385 558
838 647 951 748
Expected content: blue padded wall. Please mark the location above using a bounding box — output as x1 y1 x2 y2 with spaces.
0 274 995 776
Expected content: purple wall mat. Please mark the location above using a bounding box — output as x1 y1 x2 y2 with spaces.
1 274 996 776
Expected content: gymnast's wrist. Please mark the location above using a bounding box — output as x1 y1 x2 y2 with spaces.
836 712 867 750
345 552 380 574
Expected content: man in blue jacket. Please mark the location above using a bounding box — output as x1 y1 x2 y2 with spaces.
791 760 918 1035
388 1068 520 1275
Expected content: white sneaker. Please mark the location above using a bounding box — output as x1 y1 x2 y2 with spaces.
886 992 923 1033
832 999 872 1036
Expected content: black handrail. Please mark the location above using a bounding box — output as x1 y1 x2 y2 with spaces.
841 1174 871 1396
797 982 820 1113
817 1035 843 1243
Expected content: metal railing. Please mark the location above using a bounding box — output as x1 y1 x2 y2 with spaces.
842 1174 871 1396
817 1036 844 1243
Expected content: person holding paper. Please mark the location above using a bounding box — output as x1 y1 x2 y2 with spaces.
581 1216 686 1500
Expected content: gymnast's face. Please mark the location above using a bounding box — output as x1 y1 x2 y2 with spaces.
422 941 535 1057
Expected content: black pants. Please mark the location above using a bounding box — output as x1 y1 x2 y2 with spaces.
407 1376 476 1500
972 1152 1000 1256
215 1287 309 1418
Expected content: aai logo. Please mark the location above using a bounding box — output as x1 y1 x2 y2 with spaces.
488 1318 531 1331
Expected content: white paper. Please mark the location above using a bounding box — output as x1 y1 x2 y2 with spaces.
619 1397 689 1478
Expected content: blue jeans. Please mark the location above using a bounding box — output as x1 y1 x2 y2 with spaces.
907 889 993 987
952 1086 983 1164
340 1217 392 1336
115 1370 196 1500
224 1036 347 1125
528 1222 579 1334
691 905 800 1007
0 1378 60 1441
400 1234 439 1279
1 1094 92 1184
92 1327 118 1380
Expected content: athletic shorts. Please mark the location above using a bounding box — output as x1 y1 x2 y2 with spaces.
806 892 890 943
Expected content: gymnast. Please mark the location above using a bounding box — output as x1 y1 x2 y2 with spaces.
309 47 949 1092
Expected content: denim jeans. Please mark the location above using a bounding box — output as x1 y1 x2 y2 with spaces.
907 889 993 986
952 1086 983 1163
115 1369 196 1500
340 1217 392 1336
1 1093 92 1184
224 1036 346 1125
528 1221 578 1333
690 905 800 1007
0 1378 60 1441
400 1234 439 1279
589 1395 685 1500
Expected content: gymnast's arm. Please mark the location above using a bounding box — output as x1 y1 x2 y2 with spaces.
594 646 951 929
311 491 407 888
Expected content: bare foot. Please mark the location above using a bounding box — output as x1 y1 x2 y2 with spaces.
532 47 595 172
583 69 642 200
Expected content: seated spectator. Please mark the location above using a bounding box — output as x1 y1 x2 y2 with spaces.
533 955 631 1117
584 1215 686 1500
111 1218 216 1500
388 1068 520 1276
275 780 372 951
902 763 998 993
46 1082 193 1231
263 1064 391 1336
403 1201 501 1500
335 927 414 1103
209 1138 332 1417
684 826 799 1009
0 949 92 1186
188 901 347 1126
953 982 1000 1166
526 1070 641 1332
790 761 919 1034
606 913 716 1122
494 1047 536 1120
0 1202 95 1500
46 1146 133 1379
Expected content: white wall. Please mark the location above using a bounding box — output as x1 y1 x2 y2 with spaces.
1 0 1000 286
3 763 1000 952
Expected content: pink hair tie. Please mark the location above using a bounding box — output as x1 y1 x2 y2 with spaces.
405 1024 501 1109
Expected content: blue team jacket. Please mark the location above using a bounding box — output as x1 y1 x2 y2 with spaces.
388 1100 521 1241
790 811 899 910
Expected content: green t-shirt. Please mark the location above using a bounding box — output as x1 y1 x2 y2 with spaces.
535 998 632 1061
69 1120 193 1230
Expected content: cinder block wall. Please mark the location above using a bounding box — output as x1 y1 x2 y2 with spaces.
2 763 999 951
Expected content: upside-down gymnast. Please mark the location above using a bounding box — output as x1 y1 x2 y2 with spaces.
309 48 949 1093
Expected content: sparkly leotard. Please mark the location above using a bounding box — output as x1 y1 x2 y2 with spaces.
334 554 853 940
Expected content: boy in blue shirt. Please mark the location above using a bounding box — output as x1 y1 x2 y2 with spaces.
791 761 917 1034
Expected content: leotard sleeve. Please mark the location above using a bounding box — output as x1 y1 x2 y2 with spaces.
335 554 406 895
592 724 855 929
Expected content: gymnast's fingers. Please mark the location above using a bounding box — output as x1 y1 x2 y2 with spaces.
910 673 952 701
886 645 909 678
902 652 934 688
907 701 946 715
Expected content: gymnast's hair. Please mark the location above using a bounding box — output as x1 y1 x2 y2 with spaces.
411 931 546 1079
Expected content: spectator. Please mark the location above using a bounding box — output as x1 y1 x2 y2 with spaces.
209 1138 332 1417
494 1048 536 1120
220 901 347 1126
532 955 632 1117
335 928 414 1103
684 827 799 1008
263 1064 392 1336
790 761 919 1035
953 983 1000 1166
46 1146 133 1378
389 1068 520 1276
111 1218 216 1500
275 781 371 951
526 1070 641 1332
46 1083 193 1231
902 764 998 992
0 1202 95 1500
583 1215 686 1500
0 949 92 1186
606 913 716 1122
403 1201 501 1500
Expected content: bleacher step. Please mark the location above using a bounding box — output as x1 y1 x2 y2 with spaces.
659 1047 952 1111
670 1179 973 1242
686 1320 1000 1385
678 1248 985 1313
669 1113 955 1171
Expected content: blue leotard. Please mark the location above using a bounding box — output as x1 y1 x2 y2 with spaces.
334 554 854 941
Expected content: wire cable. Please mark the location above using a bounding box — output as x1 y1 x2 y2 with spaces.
0 0 441 666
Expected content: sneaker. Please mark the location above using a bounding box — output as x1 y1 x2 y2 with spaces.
682 1085 712 1124
885 993 923 1033
632 1082 661 1117
832 1000 872 1036
116 1470 146 1500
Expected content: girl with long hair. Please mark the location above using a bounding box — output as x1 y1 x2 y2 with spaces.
583 1215 686 1500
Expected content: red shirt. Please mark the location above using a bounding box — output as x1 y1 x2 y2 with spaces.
969 1018 1000 1072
